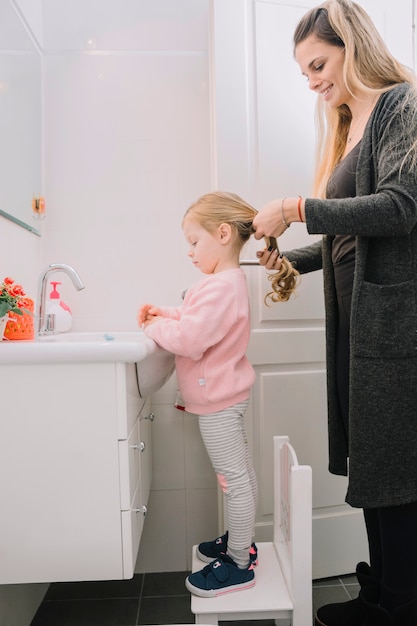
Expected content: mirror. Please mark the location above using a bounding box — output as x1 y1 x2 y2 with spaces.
0 0 42 235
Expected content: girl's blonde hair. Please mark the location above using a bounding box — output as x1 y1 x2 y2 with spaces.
293 0 417 198
184 191 299 303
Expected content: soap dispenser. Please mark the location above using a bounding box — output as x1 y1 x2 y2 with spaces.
45 281 72 333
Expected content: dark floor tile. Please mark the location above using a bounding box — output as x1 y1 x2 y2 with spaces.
313 576 344 588
30 598 139 626
313 582 351 618
340 573 359 585
44 574 144 601
142 571 191 597
345 582 360 599
32 571 350 626
138 595 194 625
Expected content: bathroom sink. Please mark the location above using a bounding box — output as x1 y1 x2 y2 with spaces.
0 330 175 397
0 330 175 371
38 331 145 343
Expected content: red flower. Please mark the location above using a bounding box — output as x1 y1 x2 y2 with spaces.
10 285 25 297
0 277 32 318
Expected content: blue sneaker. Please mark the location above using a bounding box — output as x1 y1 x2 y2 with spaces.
196 532 228 562
197 531 258 566
185 554 255 597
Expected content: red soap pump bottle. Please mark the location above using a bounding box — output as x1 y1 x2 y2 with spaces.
45 281 73 333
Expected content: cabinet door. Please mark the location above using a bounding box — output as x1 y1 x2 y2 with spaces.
212 0 414 578
119 418 140 511
139 400 153 506
118 398 152 514
120 399 152 578
116 363 145 439
0 363 123 583
121 482 145 578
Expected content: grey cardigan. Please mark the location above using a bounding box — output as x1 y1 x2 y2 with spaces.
287 83 417 508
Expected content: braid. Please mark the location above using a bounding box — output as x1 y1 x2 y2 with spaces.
263 237 299 304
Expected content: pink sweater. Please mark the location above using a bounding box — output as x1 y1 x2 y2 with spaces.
144 268 255 415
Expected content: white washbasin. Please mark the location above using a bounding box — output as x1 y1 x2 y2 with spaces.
0 330 168 363
37 330 146 343
0 330 175 398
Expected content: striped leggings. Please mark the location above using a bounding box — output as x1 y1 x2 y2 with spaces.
198 400 258 567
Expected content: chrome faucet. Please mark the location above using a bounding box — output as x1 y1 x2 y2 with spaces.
36 264 85 335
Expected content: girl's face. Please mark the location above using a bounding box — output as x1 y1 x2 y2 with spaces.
295 34 351 108
183 217 226 275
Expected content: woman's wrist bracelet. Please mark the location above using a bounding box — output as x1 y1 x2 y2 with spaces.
297 195 303 222
281 197 290 228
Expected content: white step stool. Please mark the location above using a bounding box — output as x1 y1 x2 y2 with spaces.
190 435 312 625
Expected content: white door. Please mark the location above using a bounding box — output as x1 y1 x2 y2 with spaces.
211 0 414 578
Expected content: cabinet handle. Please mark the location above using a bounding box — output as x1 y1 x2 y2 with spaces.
130 441 146 452
133 505 147 516
144 412 155 421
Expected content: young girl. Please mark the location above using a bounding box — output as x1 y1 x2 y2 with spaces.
138 191 297 597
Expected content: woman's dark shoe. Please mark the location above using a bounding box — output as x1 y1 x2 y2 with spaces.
361 585 417 626
314 562 376 626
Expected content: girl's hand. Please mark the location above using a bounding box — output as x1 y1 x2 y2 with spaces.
142 314 162 328
137 304 162 327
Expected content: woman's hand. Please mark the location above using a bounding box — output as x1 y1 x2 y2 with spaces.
256 248 284 271
252 198 288 239
137 304 162 328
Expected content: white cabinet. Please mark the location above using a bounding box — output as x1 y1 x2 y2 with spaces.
0 361 153 584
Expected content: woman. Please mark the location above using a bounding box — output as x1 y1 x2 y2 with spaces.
252 1 417 625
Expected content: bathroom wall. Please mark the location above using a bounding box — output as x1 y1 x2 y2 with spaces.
41 0 217 573
42 0 212 330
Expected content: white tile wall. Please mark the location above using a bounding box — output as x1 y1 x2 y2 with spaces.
42 0 208 52
14 0 43 48
42 39 211 332
0 0 35 49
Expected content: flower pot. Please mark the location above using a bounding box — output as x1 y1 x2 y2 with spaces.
4 299 34 340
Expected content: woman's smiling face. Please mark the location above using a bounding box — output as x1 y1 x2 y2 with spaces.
295 35 350 108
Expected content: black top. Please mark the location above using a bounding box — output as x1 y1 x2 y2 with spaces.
327 141 361 264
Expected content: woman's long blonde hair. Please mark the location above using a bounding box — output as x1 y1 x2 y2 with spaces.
293 0 417 198
184 191 299 303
